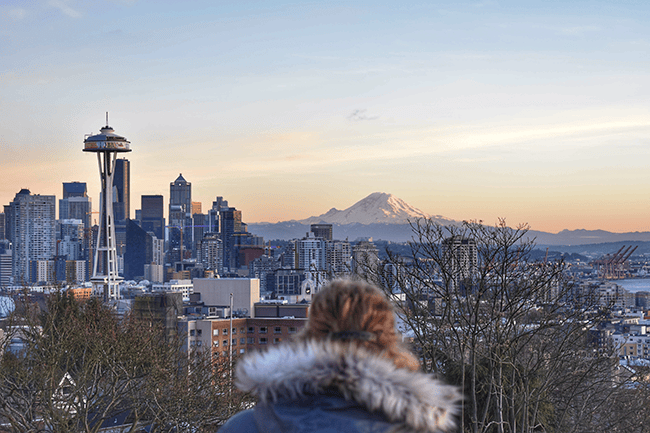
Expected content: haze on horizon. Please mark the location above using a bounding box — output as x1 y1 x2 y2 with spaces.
1 0 649 235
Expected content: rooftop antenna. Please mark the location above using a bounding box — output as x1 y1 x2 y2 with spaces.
106 112 109 127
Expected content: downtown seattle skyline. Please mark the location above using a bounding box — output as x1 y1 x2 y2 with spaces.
1 0 650 233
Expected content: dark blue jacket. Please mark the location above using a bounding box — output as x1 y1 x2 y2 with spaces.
218 340 461 433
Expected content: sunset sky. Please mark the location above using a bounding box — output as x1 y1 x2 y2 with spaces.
1 0 649 233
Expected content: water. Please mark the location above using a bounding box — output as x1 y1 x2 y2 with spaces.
615 279 650 293
0 296 15 317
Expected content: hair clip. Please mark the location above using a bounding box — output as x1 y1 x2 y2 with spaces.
330 331 377 342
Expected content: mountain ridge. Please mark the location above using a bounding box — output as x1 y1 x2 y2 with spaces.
248 193 650 245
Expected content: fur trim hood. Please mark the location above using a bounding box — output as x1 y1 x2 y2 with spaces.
235 340 462 432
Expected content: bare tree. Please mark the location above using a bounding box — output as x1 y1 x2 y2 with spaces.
0 291 252 433
363 219 631 433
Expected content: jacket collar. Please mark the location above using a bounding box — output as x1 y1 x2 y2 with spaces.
235 340 461 432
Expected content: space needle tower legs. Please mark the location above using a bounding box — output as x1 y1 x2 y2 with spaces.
84 114 131 302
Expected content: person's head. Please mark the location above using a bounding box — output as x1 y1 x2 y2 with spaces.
299 279 420 371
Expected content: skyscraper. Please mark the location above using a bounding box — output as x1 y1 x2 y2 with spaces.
169 174 192 258
141 195 165 240
169 174 191 227
6 189 56 284
310 224 333 241
113 158 130 224
0 212 5 241
63 181 87 199
442 236 478 293
219 207 242 273
60 182 91 228
59 182 92 281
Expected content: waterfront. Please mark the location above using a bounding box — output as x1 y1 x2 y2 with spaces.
0 296 14 317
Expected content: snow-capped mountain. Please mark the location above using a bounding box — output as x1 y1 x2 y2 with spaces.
297 192 454 225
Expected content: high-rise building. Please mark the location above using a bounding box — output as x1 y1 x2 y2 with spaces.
352 241 379 278
141 195 165 240
60 182 91 225
169 174 191 227
6 189 56 284
58 219 85 261
310 224 333 241
219 207 242 273
124 219 154 280
442 236 478 293
0 240 12 287
59 182 92 281
113 158 130 224
199 233 223 274
0 212 6 241
192 201 202 215
169 174 192 258
326 240 351 274
297 235 326 271
62 181 87 199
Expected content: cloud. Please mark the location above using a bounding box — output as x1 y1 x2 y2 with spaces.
48 0 81 18
8 8 27 21
347 109 379 121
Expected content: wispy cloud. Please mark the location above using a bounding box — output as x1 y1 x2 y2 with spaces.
48 0 81 18
348 109 379 121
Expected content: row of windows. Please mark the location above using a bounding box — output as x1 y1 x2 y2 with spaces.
192 325 299 338
248 326 298 334
210 337 284 346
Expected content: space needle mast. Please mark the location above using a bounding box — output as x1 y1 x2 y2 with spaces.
83 113 131 302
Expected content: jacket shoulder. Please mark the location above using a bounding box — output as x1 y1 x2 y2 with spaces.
217 409 258 433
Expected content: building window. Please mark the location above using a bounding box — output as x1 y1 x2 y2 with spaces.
232 339 237 346
213 341 219 347
223 340 228 346
260 337 268 344
240 349 245 354
240 327 245 334
240 338 245 345
197 329 202 337
232 328 237 334
197 341 202 347
288 327 297 334
259 327 267 334
274 327 282 334
274 338 282 344
248 327 255 333
223 328 228 335
247 337 255 344
190 330 195 336
213 329 219 336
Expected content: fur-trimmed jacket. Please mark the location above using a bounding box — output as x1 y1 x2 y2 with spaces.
218 340 462 433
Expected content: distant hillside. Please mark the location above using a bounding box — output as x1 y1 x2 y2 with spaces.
247 192 650 247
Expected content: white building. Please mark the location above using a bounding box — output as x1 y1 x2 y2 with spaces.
152 279 193 301
298 235 326 271
193 278 260 317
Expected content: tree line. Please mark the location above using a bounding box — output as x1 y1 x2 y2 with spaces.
0 292 252 433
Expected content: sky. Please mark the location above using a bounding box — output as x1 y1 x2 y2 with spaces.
1 0 649 233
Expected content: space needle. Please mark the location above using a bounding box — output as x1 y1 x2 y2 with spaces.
84 114 131 302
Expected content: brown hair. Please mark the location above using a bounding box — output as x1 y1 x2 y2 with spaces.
299 279 420 371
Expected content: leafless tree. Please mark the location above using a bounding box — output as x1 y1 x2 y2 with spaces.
361 219 638 433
